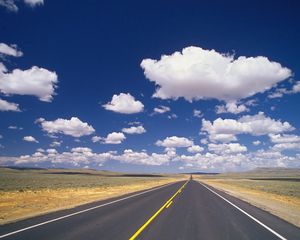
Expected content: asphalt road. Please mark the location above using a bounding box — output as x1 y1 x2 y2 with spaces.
0 180 299 240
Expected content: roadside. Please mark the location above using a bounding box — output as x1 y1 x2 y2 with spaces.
196 178 300 228
0 168 185 225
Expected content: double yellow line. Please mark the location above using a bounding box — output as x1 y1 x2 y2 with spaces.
129 180 189 240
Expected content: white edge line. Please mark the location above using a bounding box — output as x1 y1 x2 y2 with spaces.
0 181 179 239
199 182 287 240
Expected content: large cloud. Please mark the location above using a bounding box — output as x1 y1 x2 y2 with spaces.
103 93 144 114
0 98 20 111
141 46 291 102
37 117 95 137
202 112 294 142
0 64 58 102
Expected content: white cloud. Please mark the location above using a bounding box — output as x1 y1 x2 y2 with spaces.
103 93 144 114
0 0 43 12
0 65 58 102
187 145 204 153
50 140 62 147
253 140 261 146
0 98 20 111
122 125 146 134
216 101 249 114
208 143 247 154
153 105 170 114
0 0 18 12
269 133 300 144
113 149 170 165
24 0 43 7
37 117 95 137
156 136 193 148
0 43 23 57
168 113 178 119
8 125 22 130
202 112 294 142
103 132 126 144
141 46 291 102
292 81 300 93
193 109 203 118
272 143 300 152
23 135 38 143
91 136 102 143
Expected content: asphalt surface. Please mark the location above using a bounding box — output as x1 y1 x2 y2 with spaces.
0 180 299 240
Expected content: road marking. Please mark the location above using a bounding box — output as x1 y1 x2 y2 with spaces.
199 182 287 240
166 201 173 209
129 180 189 240
0 181 181 239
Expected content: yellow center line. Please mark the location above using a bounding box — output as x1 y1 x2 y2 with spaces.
165 201 173 209
129 180 189 240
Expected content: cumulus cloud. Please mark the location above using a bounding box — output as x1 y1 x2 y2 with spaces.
103 132 126 144
37 117 95 137
269 133 300 144
0 43 23 57
292 82 300 93
272 143 300 152
23 135 38 143
103 93 144 114
187 145 204 153
141 46 291 102
122 125 146 134
0 65 58 102
0 148 171 167
202 112 294 142
0 0 43 12
153 105 170 114
156 136 193 148
216 101 249 114
0 98 20 111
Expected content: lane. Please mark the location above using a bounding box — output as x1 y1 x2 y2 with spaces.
0 181 185 240
138 180 300 240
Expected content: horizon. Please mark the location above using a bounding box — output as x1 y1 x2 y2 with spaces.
1 0 300 173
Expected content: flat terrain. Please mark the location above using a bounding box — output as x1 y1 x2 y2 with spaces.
0 180 299 240
0 168 183 224
195 168 300 227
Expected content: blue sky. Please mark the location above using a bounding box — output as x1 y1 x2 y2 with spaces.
0 0 300 172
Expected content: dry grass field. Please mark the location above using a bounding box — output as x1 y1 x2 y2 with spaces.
196 168 300 227
0 167 184 225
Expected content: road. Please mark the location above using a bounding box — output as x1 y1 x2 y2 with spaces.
0 180 299 240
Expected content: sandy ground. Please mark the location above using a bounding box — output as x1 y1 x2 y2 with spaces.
0 178 180 225
198 179 300 228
